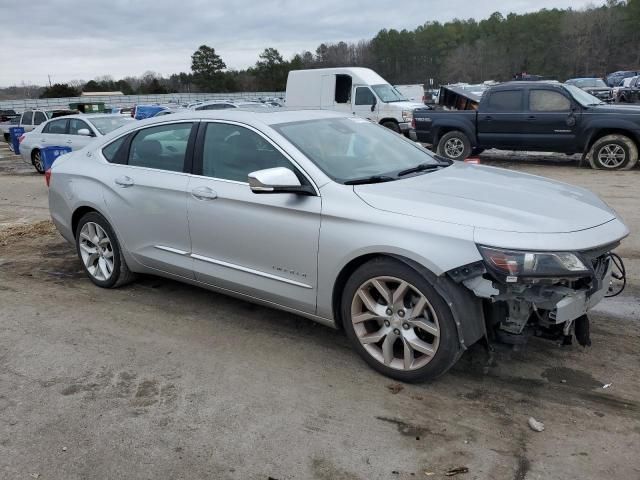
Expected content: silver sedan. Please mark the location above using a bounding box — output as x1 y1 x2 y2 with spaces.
20 114 134 173
47 110 628 381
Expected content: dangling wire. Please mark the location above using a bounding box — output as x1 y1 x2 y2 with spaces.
605 252 626 298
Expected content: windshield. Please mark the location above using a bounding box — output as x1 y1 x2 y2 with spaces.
568 78 607 88
88 116 133 135
371 84 407 103
274 117 440 183
564 85 604 106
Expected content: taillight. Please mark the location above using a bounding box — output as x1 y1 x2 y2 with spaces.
411 117 416 129
45 168 52 187
131 105 135 117
18 135 25 143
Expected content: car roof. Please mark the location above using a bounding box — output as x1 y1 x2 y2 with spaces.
493 80 562 89
127 108 347 128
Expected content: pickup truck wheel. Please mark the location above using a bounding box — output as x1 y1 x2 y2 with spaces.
32 150 45 174
382 121 401 133
588 134 638 170
437 131 471 161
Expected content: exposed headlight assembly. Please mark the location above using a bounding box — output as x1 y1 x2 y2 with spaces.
477 246 589 282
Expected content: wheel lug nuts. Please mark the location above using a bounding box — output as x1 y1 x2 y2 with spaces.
384 320 390 327
398 310 405 318
386 308 393 316
393 328 400 335
402 323 410 330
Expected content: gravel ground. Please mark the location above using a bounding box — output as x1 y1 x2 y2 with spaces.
0 143 638 480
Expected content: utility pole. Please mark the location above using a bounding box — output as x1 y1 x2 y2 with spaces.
48 74 52 87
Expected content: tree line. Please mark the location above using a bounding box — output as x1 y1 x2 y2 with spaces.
2 0 637 100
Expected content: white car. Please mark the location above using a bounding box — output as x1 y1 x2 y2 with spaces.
20 114 134 173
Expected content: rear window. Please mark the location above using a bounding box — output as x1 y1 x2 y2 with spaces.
485 90 522 111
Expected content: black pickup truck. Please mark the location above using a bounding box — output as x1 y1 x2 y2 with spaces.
413 81 640 170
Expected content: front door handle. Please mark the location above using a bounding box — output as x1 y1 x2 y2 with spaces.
191 186 217 200
484 115 493 121
527 115 537 121
115 176 134 188
66 139 73 144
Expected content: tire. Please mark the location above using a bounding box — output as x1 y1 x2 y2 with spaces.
32 149 44 174
436 131 471 161
587 134 638 170
75 212 135 288
381 121 401 133
341 257 460 382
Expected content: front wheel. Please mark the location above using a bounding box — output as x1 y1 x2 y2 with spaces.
381 121 401 133
75 212 135 288
587 134 638 170
436 131 471 161
341 258 461 382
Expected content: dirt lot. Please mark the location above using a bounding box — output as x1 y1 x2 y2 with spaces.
1 144 638 480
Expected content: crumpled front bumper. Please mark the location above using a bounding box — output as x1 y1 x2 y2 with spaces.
551 257 613 323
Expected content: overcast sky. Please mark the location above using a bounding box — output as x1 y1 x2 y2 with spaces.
0 0 603 87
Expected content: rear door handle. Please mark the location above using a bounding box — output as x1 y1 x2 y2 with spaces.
484 115 493 121
527 115 537 121
66 139 73 144
115 176 134 188
191 186 217 200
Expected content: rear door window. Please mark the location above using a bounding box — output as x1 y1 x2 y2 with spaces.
485 90 523 111
43 119 68 134
128 123 193 172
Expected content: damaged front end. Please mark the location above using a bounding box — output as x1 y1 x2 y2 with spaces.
448 243 625 348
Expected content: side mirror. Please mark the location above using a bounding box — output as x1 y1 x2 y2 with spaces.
77 128 93 137
248 167 314 195
370 96 377 112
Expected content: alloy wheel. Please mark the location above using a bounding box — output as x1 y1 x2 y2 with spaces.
350 276 440 371
444 138 464 158
79 222 114 281
597 144 626 168
33 151 43 172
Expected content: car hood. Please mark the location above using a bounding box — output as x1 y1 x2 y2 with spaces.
353 163 616 233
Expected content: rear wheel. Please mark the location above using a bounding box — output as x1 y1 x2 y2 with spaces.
588 134 638 170
75 212 135 288
341 258 460 382
436 131 471 161
32 149 44 174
